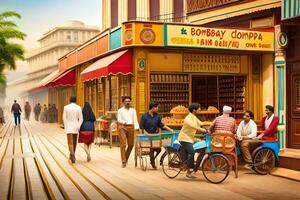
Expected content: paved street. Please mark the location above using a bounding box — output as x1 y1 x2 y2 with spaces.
0 120 299 200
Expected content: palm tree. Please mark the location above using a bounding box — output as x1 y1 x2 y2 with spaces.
0 11 26 84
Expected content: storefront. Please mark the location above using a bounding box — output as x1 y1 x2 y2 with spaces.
56 21 275 133
65 22 274 128
281 0 300 149
30 67 76 124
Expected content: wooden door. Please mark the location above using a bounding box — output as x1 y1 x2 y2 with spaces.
288 62 300 149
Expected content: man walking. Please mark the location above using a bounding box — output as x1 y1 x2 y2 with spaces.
34 103 41 121
11 100 22 126
24 101 31 121
63 96 83 164
140 101 174 169
117 96 139 168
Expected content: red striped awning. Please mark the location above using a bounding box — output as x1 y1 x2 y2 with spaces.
80 50 132 82
47 68 75 87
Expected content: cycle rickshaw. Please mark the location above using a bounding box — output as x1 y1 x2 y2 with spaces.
237 138 279 175
135 133 163 171
159 132 231 184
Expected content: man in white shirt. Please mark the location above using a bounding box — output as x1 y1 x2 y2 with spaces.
236 110 258 168
117 96 139 168
63 96 83 164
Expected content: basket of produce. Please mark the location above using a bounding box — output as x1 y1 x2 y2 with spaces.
161 117 184 126
170 105 188 119
200 106 220 114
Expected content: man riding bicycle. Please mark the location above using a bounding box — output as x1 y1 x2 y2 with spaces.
178 103 207 178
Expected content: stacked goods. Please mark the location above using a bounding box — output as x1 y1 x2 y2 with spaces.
161 117 184 126
200 106 220 114
170 105 188 113
170 105 188 119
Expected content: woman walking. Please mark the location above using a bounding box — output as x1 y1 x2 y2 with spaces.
79 102 96 162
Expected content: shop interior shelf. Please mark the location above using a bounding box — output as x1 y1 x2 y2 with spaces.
151 82 190 84
151 90 189 92
155 100 189 102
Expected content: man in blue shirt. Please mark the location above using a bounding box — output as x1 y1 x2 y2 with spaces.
140 101 174 169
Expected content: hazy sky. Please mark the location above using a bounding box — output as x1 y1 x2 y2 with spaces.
1 0 102 77
0 0 102 49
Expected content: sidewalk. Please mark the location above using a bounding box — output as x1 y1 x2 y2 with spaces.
1 120 300 200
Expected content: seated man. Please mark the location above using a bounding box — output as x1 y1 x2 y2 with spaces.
258 105 279 141
242 105 279 169
209 105 237 134
236 111 257 166
140 101 174 169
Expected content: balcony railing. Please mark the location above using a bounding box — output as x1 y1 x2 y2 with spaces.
128 12 187 23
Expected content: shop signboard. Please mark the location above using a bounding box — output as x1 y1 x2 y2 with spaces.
122 22 164 46
183 54 241 73
165 24 274 51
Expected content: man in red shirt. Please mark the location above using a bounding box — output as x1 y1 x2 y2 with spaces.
243 105 279 169
257 105 279 141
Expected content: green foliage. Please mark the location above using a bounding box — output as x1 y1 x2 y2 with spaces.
0 11 26 85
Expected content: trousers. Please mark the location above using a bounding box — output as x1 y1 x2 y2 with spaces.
118 125 135 163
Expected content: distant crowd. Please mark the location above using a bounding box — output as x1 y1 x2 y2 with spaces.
0 100 58 126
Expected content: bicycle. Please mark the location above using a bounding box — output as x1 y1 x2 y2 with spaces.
160 134 230 184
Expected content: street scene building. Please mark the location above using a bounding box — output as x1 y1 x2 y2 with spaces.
6 20 99 106
1 0 300 199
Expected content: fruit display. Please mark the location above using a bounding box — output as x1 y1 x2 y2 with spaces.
200 106 220 114
162 117 184 126
170 105 188 114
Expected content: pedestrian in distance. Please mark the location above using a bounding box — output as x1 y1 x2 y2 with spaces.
53 104 58 123
34 103 41 121
63 96 83 164
0 107 5 124
11 100 22 126
24 101 31 121
117 96 139 168
40 104 48 123
47 104 52 123
78 102 96 162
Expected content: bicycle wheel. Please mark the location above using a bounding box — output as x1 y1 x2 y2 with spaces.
253 148 275 175
161 150 182 179
202 154 230 184
140 156 147 171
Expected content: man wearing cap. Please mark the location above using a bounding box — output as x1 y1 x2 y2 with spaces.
209 105 237 134
140 101 174 169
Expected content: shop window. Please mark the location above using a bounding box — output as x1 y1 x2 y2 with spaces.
119 75 131 97
150 0 160 21
111 0 118 28
66 31 71 41
173 0 184 22
252 55 261 75
84 82 89 103
192 75 246 119
295 79 300 110
105 77 111 112
97 78 104 116
128 0 136 21
111 76 119 111
91 80 96 112
150 74 189 114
